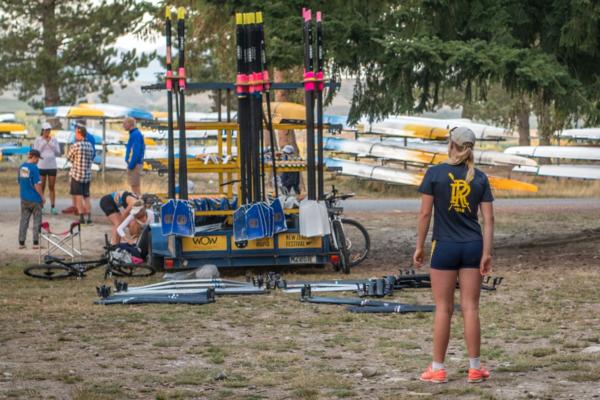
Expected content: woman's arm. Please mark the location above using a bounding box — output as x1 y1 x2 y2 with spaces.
51 138 61 156
117 214 134 239
479 201 494 275
413 194 434 267
32 138 42 151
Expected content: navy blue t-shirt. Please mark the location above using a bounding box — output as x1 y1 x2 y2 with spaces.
418 163 494 242
18 162 42 203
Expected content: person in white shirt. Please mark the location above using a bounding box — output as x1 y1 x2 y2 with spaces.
32 122 61 214
116 200 155 244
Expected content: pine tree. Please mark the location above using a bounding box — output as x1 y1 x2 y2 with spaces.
0 0 156 108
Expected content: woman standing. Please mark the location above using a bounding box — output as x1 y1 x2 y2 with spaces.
413 127 494 384
32 122 61 214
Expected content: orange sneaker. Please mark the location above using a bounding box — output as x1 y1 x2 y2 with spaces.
467 366 490 383
419 365 448 383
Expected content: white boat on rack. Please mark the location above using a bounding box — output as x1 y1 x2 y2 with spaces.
513 164 600 180
505 146 600 161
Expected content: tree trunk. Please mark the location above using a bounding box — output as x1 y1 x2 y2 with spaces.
517 98 531 146
461 103 474 119
42 0 60 106
537 100 552 146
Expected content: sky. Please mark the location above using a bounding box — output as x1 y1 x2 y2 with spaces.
113 0 165 82
115 32 164 82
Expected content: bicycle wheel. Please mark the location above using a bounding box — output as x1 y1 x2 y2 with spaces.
111 263 156 278
331 219 351 274
341 218 370 267
24 264 73 280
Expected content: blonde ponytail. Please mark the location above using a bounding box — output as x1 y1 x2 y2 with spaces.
446 142 475 183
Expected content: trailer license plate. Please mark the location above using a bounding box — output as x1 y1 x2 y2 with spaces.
290 256 317 264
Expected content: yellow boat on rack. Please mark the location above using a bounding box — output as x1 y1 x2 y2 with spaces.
0 122 28 135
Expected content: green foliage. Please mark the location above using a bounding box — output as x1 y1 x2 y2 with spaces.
349 0 600 138
158 0 396 107
0 0 156 108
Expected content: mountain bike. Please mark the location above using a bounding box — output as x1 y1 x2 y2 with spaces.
24 237 156 280
325 186 371 273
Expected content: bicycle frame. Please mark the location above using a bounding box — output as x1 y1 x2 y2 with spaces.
42 255 107 270
42 255 108 277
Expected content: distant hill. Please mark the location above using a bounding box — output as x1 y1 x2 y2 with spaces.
0 78 358 115
0 96 35 113
0 79 524 127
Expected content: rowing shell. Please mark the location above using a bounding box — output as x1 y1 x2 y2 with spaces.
557 128 600 141
505 146 600 161
325 157 537 192
359 116 511 141
326 137 536 167
513 165 600 180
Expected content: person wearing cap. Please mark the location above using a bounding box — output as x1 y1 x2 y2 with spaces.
67 125 95 224
99 190 140 245
413 127 494 384
32 122 61 215
17 149 45 249
116 199 155 244
279 145 301 195
75 119 97 160
62 120 96 215
123 117 145 195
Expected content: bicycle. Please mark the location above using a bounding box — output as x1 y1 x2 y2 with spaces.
24 237 156 280
325 186 371 273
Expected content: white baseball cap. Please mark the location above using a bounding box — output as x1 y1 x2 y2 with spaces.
130 200 145 215
450 127 476 146
41 122 52 130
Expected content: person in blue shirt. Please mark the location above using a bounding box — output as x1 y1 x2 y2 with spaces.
86 129 97 161
18 149 45 249
414 127 494 384
123 117 145 195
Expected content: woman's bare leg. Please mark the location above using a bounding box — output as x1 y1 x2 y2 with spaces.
48 175 56 208
107 213 123 245
40 175 47 205
458 268 482 358
430 269 459 363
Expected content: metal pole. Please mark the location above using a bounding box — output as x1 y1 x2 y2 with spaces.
226 89 231 122
102 118 106 181
165 6 176 199
177 7 188 200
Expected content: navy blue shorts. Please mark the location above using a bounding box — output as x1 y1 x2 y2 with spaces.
431 240 483 270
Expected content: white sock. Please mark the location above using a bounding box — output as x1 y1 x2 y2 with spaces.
432 361 445 371
469 357 481 369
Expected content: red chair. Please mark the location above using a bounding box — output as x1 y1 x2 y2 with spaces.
38 221 82 263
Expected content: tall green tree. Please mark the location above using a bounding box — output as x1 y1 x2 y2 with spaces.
159 0 396 99
0 0 156 108
161 0 396 146
350 0 600 143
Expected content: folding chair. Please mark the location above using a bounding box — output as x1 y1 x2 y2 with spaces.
38 221 82 263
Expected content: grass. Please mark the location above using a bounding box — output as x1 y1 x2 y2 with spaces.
1 208 600 399
2 264 598 399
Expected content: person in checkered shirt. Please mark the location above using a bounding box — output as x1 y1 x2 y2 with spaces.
67 125 95 224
